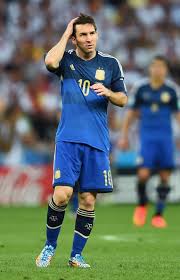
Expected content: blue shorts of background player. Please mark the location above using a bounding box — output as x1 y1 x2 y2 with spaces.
53 141 113 193
138 136 175 170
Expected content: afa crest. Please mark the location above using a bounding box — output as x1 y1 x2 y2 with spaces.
55 169 61 179
161 92 170 103
95 69 105 81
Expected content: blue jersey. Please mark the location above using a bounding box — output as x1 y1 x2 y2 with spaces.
130 79 179 140
46 50 126 153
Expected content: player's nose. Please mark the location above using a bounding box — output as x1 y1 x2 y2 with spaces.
86 34 92 41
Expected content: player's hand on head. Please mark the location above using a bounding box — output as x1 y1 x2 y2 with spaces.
117 136 129 150
90 83 111 97
65 17 79 38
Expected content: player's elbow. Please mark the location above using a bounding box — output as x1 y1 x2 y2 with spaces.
119 93 128 107
45 55 59 69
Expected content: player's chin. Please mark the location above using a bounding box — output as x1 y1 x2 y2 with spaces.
85 47 95 53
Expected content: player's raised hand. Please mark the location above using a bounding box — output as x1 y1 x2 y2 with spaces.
90 83 111 97
64 17 79 39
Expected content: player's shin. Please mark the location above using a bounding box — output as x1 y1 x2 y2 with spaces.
155 184 171 216
70 208 95 257
137 181 148 206
133 180 148 226
46 197 67 248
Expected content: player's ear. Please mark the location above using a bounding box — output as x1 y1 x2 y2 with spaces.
71 36 76 46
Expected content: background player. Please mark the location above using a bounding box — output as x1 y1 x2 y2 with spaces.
119 55 180 228
36 14 127 268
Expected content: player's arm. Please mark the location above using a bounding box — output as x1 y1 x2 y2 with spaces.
91 58 127 106
118 82 141 149
171 84 180 126
108 91 128 107
90 83 127 107
118 109 138 149
45 17 78 69
175 111 180 124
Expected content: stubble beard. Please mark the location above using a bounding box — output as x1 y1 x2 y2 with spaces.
77 44 96 59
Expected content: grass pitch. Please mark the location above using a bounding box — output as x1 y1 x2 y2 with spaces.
0 204 180 280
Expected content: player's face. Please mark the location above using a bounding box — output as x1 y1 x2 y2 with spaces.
72 24 98 58
149 59 168 81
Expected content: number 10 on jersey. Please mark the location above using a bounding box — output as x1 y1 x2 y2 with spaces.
78 79 90 96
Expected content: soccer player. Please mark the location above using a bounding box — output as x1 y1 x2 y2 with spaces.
36 14 127 268
120 55 180 228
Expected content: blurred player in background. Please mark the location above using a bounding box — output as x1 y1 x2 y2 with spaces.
120 55 180 228
36 14 127 268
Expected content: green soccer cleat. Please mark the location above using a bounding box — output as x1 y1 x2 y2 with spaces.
68 254 90 268
36 245 55 267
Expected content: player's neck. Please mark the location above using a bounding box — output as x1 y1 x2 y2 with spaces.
75 49 96 61
150 78 164 89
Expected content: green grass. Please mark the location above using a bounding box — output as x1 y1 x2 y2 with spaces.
0 204 180 280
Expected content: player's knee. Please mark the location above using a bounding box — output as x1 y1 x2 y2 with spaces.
53 188 72 206
160 176 170 184
79 194 96 211
138 176 148 183
159 170 171 183
138 170 150 182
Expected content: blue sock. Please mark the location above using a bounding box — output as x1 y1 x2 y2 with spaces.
46 198 67 248
156 200 165 215
71 208 95 257
137 181 148 206
155 184 170 216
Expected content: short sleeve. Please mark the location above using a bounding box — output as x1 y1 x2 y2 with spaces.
44 53 66 77
111 59 127 94
128 84 141 109
171 87 180 112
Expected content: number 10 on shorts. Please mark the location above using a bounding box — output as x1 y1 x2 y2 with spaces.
103 170 113 187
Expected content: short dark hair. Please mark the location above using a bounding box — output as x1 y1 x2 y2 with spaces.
72 13 97 37
152 55 169 68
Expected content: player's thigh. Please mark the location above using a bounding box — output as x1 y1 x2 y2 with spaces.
78 192 97 210
159 170 172 183
159 138 175 169
52 141 82 188
79 146 113 193
138 138 157 168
